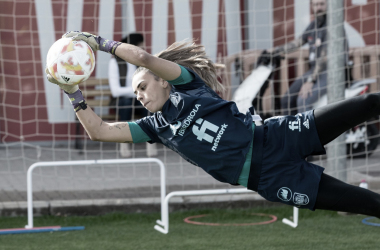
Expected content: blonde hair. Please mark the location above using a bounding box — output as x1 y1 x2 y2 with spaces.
135 40 225 93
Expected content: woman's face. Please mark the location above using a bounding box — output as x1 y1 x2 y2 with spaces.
132 71 171 113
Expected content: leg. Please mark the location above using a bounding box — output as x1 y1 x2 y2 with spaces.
314 93 380 145
315 173 380 217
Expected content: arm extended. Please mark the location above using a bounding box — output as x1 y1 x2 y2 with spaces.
48 31 183 144
64 31 182 81
113 43 181 81
76 106 133 143
45 66 136 144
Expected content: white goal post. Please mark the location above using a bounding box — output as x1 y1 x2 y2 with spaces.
25 158 166 229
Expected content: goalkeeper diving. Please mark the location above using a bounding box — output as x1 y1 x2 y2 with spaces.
46 31 380 217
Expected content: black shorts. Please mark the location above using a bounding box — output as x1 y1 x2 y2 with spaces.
249 110 325 210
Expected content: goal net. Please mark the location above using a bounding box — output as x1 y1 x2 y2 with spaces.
0 0 379 212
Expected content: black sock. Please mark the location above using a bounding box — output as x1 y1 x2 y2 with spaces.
315 173 380 217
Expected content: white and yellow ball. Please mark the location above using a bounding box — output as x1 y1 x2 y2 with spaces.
46 37 95 85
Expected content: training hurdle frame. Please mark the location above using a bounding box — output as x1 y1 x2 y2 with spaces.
154 189 299 234
24 158 166 230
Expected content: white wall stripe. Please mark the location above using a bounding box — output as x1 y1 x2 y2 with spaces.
224 0 241 55
127 0 136 33
247 0 273 50
352 0 368 5
67 0 84 33
201 0 219 62
152 0 168 54
344 22 366 47
96 0 115 78
122 0 136 37
224 0 242 96
295 0 310 38
173 0 192 42
35 0 75 123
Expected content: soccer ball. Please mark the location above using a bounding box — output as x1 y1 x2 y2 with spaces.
46 37 95 85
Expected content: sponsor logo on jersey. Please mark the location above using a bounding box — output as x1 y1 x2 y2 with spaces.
178 104 201 136
191 118 228 152
293 192 309 205
170 121 182 135
169 93 181 108
192 118 219 143
176 103 229 151
277 187 292 201
288 120 301 132
212 124 228 151
289 114 302 132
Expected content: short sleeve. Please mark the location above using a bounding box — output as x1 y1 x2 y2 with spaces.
127 122 151 143
167 65 195 85
135 115 163 144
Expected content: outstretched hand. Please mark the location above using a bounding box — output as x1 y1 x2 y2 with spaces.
62 31 100 52
45 67 79 94
62 31 121 55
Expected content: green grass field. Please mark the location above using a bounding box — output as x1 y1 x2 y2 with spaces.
0 206 378 250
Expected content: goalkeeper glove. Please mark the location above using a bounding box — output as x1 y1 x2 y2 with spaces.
45 67 79 94
45 67 87 112
62 31 121 55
